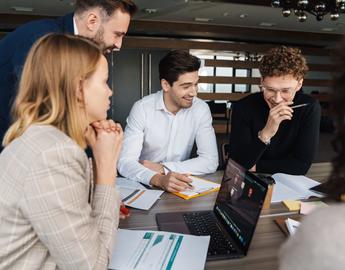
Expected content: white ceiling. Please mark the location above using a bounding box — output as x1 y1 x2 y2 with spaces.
0 0 345 34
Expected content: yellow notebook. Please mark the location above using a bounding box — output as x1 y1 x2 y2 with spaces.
282 200 301 211
172 176 220 200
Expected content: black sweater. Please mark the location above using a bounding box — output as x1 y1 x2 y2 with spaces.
229 92 321 175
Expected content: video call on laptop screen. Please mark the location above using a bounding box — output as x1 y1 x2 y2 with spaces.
214 160 267 250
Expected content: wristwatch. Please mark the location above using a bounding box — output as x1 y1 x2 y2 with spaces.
258 130 271 145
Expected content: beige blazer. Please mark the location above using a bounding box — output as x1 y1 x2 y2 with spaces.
0 125 120 270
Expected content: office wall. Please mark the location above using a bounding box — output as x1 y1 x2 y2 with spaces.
0 15 338 131
108 48 169 126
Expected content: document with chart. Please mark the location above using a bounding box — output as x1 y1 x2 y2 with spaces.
118 186 164 210
116 177 164 210
109 229 209 270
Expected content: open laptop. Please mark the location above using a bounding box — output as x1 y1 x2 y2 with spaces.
156 158 268 261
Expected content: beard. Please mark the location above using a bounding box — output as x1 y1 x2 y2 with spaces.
93 26 115 54
172 96 193 109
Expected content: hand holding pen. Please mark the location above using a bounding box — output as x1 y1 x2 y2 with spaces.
260 102 309 144
150 164 194 193
162 165 194 188
290 103 309 109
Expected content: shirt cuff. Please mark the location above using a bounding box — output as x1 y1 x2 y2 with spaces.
138 169 158 186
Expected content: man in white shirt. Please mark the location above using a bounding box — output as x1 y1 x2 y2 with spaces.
118 50 219 192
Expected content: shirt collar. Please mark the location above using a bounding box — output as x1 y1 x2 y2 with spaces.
155 90 195 114
155 90 168 112
73 15 79 35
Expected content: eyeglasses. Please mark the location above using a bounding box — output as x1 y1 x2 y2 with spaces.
259 85 298 96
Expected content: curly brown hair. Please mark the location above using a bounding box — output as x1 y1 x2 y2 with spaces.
259 46 308 80
323 38 345 201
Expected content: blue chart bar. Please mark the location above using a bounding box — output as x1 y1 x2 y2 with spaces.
166 235 183 270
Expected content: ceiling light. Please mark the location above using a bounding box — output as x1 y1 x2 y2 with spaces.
298 12 307 22
321 27 335 31
282 8 291 17
11 6 34 12
271 0 281 8
271 0 343 22
143 8 157 14
259 22 276 27
194 17 213 22
331 11 340 20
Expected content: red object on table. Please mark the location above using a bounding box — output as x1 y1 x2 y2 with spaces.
120 204 130 215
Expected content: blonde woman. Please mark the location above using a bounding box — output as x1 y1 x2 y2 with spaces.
0 33 123 269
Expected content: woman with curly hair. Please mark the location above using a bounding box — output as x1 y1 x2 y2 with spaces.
279 41 345 270
229 46 321 175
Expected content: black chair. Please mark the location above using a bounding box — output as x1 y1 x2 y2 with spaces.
206 100 230 136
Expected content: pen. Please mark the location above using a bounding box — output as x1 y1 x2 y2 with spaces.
162 164 194 188
120 204 130 215
290 103 309 109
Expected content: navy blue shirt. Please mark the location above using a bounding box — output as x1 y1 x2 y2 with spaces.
0 13 74 152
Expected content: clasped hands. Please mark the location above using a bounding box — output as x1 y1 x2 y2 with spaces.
84 119 129 219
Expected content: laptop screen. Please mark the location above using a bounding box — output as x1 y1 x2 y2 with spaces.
213 159 268 253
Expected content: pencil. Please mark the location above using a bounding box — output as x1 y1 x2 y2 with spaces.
290 103 309 109
162 164 194 188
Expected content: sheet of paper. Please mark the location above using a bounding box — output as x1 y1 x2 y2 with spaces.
116 177 147 189
109 229 210 270
178 176 220 197
285 218 300 235
271 181 302 202
119 187 164 210
300 201 328 215
271 173 324 202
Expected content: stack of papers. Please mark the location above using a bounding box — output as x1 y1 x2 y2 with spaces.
285 218 301 235
109 229 210 270
116 177 147 189
271 173 324 203
300 201 328 215
116 177 164 210
174 176 220 200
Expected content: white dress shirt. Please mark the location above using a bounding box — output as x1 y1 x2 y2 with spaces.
73 16 78 35
118 90 219 185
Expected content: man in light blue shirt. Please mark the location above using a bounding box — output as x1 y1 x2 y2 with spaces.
118 50 218 192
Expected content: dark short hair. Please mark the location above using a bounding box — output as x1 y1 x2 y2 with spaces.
159 50 201 86
259 46 308 80
75 0 137 17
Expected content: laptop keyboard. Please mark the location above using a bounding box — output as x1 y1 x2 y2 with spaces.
183 212 237 256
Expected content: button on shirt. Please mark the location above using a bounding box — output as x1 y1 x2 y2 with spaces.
118 90 219 185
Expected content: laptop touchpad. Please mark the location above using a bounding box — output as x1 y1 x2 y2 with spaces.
156 212 190 234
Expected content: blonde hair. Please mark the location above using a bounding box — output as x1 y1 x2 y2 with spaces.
3 33 102 148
